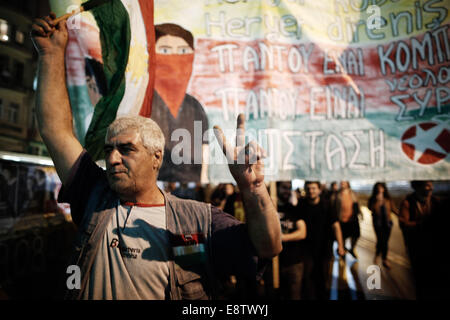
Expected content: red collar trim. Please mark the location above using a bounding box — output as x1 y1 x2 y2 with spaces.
121 201 165 208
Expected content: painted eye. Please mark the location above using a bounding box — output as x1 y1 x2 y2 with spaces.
178 47 192 54
158 47 171 54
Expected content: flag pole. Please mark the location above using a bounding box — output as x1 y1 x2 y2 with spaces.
53 8 84 25
53 0 110 24
269 181 280 291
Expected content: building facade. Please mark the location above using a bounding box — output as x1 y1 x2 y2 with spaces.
0 0 50 156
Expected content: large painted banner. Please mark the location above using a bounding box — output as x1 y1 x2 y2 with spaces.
49 0 449 183
154 0 450 183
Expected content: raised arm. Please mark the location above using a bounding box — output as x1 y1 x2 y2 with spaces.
31 14 83 185
214 114 282 258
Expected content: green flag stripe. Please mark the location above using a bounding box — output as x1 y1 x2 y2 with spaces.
85 0 131 161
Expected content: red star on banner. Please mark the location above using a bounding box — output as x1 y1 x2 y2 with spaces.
401 122 450 165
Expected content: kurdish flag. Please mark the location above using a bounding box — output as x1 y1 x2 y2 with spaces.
49 0 155 160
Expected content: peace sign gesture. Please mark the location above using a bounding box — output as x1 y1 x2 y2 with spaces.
213 114 267 191
213 114 281 258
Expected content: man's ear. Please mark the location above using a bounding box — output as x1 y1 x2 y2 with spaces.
153 150 162 170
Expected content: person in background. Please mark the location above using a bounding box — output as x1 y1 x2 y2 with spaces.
210 185 228 210
164 182 177 194
171 182 196 199
300 181 345 300
399 180 441 299
294 187 303 204
193 182 206 202
323 181 338 201
223 183 235 199
332 181 361 259
224 185 246 223
320 183 328 199
367 182 396 269
276 181 308 300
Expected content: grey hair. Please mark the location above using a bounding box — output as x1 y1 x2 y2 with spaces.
106 115 165 163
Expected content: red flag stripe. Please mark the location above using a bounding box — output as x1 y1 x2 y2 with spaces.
137 0 155 117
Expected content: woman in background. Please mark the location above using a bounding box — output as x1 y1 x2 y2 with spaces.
368 182 396 269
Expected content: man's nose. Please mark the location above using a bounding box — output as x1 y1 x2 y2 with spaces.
107 149 122 165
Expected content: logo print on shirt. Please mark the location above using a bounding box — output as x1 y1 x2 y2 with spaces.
110 238 119 248
109 238 141 259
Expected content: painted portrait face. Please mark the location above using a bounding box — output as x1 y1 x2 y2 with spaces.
156 35 193 55
154 32 195 118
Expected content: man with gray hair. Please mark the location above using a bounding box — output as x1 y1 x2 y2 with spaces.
31 14 282 300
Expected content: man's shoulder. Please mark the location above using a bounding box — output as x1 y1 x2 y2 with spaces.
165 194 242 232
58 151 112 226
167 196 239 221
60 151 106 187
403 193 416 205
166 193 211 211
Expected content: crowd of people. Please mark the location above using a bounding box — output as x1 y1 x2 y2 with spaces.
165 180 448 300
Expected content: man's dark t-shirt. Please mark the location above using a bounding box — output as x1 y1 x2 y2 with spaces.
151 91 209 183
299 199 338 260
277 202 307 266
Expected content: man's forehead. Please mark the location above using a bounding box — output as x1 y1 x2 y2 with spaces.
106 129 141 145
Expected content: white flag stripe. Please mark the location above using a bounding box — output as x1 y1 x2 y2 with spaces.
116 0 150 117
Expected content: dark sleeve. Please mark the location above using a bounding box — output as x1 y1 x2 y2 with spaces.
296 200 308 222
223 193 236 216
326 200 338 225
57 150 107 226
211 206 265 279
294 204 305 224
